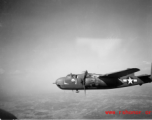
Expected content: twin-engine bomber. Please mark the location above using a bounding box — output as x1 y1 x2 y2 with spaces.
54 64 152 94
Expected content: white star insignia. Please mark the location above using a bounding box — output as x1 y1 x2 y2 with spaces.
128 77 133 84
120 77 137 84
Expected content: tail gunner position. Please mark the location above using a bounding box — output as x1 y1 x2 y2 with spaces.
54 64 152 94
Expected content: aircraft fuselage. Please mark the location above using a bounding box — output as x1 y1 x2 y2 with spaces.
55 72 151 91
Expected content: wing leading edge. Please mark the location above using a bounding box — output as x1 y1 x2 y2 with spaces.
99 68 140 78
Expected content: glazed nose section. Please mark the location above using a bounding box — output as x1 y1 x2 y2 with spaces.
56 78 63 85
56 77 65 89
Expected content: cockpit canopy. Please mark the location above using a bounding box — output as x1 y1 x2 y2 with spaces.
66 73 77 78
66 73 72 77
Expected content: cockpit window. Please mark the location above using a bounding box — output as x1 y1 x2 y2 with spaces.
66 73 77 78
66 73 72 77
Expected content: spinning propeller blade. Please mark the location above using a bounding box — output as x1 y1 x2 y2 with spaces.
82 70 88 96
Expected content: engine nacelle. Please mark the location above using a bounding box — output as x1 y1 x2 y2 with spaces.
85 77 107 87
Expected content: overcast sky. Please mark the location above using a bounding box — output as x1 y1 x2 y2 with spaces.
0 0 152 95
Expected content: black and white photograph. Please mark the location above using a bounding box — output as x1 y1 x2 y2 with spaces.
0 0 152 119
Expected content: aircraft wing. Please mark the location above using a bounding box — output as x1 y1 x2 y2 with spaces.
99 68 140 78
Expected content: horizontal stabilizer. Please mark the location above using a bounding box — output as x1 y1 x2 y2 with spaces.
138 75 151 83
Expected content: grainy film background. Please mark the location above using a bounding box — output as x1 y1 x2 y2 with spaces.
0 0 152 119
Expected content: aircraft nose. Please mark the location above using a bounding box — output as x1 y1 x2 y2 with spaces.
56 77 64 85
55 77 65 89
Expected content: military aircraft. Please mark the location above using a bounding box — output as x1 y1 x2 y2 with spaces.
54 64 152 94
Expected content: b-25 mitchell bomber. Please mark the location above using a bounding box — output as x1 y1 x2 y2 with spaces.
54 64 152 94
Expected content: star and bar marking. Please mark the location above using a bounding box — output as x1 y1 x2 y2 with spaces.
119 77 137 84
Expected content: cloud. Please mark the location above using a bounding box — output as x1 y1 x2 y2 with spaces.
142 61 151 65
76 37 122 58
0 68 5 74
9 70 22 75
0 23 2 27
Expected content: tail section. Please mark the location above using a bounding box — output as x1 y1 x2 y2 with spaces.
137 63 152 83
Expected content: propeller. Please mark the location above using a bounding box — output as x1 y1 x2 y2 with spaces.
81 70 88 96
